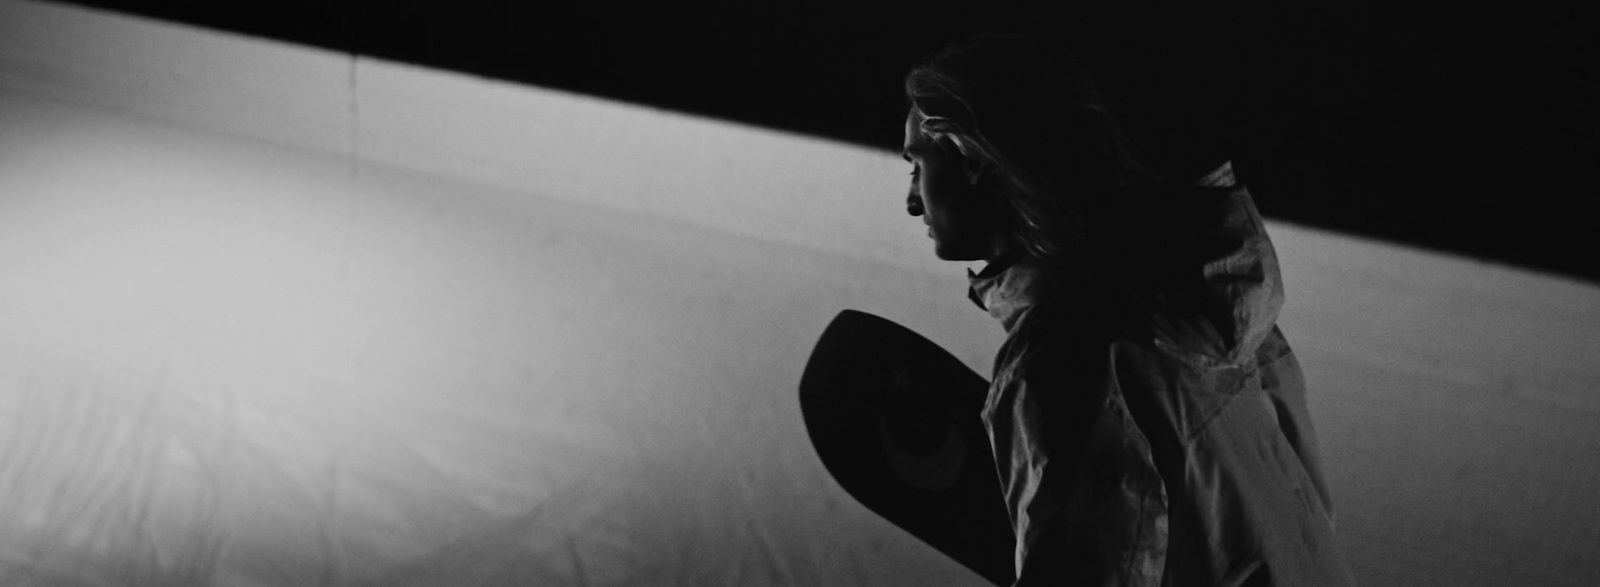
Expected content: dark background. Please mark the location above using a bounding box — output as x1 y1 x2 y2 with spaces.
56 0 1600 283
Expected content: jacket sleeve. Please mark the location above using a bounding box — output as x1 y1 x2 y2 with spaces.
986 316 1169 586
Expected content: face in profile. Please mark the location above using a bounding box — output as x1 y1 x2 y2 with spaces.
902 110 1008 262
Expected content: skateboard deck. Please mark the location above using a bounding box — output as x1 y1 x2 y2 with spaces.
799 309 1014 586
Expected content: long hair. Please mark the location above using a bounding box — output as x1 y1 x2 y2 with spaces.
904 33 1156 259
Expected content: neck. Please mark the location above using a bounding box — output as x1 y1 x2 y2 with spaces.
975 246 1025 278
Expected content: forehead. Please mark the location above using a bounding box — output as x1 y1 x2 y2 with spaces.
902 109 928 151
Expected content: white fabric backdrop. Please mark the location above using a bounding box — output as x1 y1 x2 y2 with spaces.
0 91 1003 586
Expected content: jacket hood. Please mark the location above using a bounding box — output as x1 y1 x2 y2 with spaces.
968 161 1285 363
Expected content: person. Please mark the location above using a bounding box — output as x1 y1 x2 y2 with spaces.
900 33 1356 586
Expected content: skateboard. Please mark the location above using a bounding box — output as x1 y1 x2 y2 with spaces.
799 309 1014 586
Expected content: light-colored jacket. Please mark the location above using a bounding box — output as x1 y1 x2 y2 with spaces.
969 162 1356 586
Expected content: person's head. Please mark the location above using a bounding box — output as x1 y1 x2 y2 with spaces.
902 33 1149 262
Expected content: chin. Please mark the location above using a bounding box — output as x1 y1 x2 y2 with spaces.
932 245 979 262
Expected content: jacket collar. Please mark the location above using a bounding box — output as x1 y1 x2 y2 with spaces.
966 249 1072 332
960 160 1273 353
963 161 1283 362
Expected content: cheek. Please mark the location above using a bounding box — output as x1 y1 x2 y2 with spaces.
923 177 973 225
918 172 955 214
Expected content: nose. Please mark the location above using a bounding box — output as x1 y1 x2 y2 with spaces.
907 192 924 217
